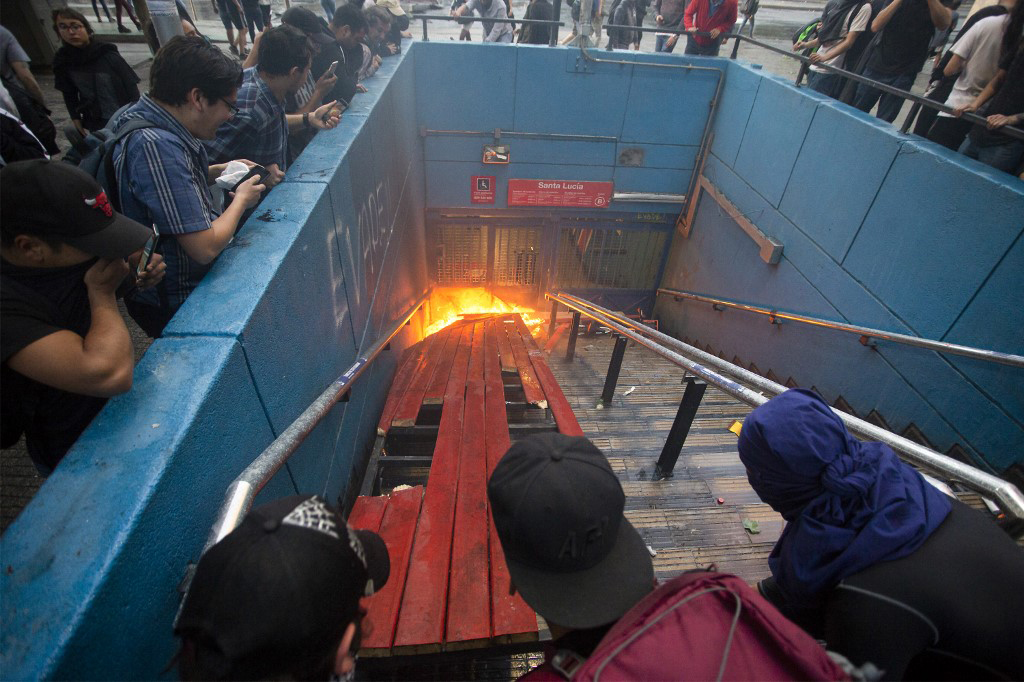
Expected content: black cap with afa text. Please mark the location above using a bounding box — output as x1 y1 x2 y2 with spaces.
175 496 390 680
487 433 654 629
0 159 151 259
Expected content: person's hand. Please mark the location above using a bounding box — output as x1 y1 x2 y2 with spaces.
311 101 342 130
986 113 1018 129
666 34 678 47
809 51 823 63
387 42 398 54
656 13 664 23
953 102 977 117
709 27 720 38
356 83 368 93
372 54 382 70
134 252 167 289
262 163 285 188
84 258 129 295
229 175 266 209
313 68 338 97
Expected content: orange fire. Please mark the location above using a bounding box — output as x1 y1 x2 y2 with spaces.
424 288 544 338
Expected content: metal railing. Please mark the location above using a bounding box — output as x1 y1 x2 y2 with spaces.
547 291 1024 535
658 288 1024 368
201 290 429 554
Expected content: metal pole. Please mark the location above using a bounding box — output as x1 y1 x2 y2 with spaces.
657 288 1024 368
549 299 559 338
600 334 629 406
550 0 562 46
421 16 429 40
654 378 708 479
566 310 581 361
203 290 429 553
550 292 1024 531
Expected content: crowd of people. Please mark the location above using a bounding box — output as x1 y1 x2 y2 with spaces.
1 2 405 476
177 393 1024 680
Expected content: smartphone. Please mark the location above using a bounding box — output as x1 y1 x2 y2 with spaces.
136 230 157 278
231 163 269 192
326 60 339 76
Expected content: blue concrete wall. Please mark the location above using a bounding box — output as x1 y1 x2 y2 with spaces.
415 43 723 215
1 48 428 680
655 61 1024 472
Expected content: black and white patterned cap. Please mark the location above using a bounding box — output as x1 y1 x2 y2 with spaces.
176 495 390 679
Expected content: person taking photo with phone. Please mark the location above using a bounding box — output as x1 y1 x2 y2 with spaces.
1 160 166 475
111 36 265 339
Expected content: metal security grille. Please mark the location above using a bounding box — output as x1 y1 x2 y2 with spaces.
555 228 668 289
435 225 487 285
493 228 540 286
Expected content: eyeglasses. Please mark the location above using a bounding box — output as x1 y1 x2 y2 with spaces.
220 98 240 116
57 23 86 32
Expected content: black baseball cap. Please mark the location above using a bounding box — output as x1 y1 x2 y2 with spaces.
487 433 654 629
175 496 390 679
0 159 151 259
281 6 336 43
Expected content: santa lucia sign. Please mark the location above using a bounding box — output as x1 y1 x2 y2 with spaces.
507 180 613 208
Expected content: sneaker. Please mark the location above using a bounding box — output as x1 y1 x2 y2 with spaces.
117 24 131 33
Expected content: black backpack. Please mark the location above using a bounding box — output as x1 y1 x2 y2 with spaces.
67 117 156 212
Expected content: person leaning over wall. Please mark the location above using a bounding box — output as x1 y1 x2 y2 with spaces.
111 36 265 339
1 160 166 475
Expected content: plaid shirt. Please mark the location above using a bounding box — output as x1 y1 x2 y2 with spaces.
206 68 288 170
112 94 217 310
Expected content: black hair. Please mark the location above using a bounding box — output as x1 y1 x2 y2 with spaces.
150 36 243 106
51 7 94 38
1003 0 1024 62
364 5 392 27
331 3 369 32
257 25 314 76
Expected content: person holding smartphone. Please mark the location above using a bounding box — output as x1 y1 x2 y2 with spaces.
1 160 166 475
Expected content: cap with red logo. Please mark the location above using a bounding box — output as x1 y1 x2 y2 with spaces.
1 159 152 259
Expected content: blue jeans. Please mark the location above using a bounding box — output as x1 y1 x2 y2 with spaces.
655 33 678 52
806 70 841 99
852 67 917 123
958 136 1024 174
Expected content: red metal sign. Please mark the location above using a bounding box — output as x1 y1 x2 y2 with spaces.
508 179 613 208
471 176 496 204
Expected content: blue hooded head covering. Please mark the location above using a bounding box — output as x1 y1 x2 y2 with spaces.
738 389 951 606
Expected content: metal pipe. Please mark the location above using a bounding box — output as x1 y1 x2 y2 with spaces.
423 128 618 142
202 290 430 553
658 288 1024 368
549 292 1024 528
550 0 563 46
612 192 687 203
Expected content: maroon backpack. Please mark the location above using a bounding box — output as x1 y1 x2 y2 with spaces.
542 570 849 681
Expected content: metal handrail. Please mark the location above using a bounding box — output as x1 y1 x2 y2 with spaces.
411 13 565 41
547 291 1024 534
201 290 429 554
658 288 1024 368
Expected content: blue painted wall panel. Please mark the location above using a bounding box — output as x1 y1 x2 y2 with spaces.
710 61 760 167
732 74 819 207
512 48 631 136
613 166 693 195
843 141 1024 340
618 142 699 170
1 337 277 680
620 64 719 145
414 42 517 131
779 103 902 262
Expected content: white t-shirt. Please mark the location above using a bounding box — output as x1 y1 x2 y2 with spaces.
810 3 872 73
466 0 515 41
941 15 1008 114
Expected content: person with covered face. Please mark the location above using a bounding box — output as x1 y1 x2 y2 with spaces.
738 388 1024 680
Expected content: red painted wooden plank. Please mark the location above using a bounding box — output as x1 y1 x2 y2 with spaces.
495 317 517 373
377 342 428 436
512 314 541 353
422 323 462 406
483 321 539 640
511 314 584 436
446 322 492 646
348 495 389 534
393 324 475 651
391 331 444 427
504 317 547 408
361 485 424 652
